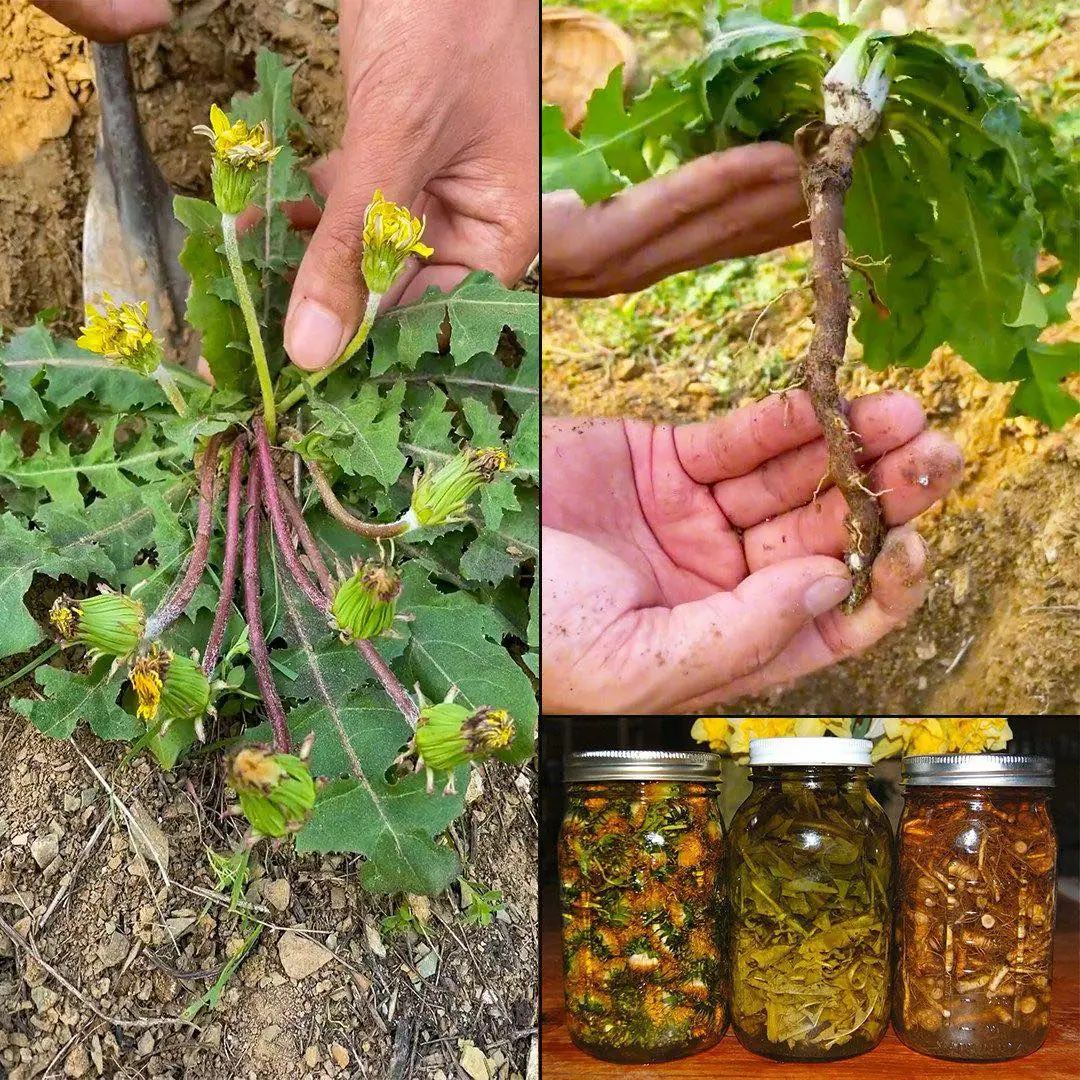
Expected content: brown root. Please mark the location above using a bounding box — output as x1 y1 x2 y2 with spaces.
795 120 885 611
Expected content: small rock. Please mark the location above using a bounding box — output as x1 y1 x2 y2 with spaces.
136 1032 154 1057
30 985 59 1013
459 1042 490 1080
127 802 169 877
363 922 386 959
277 931 333 980
263 878 290 912
63 793 81 814
407 894 431 924
98 931 129 969
330 1043 349 1068
30 834 59 870
64 1044 90 1078
304 1045 320 1068
613 358 643 381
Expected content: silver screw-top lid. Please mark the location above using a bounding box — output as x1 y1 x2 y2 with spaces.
902 753 1054 788
564 750 722 783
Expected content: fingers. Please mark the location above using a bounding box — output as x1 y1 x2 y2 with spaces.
618 556 853 710
33 0 172 40
674 390 823 484
695 527 929 706
542 144 806 297
744 429 962 570
283 134 427 371
715 390 927 528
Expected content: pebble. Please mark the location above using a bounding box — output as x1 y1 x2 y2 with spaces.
263 878 291 912
304 1045 320 1068
30 834 58 869
277 931 333 980
30 985 59 1013
330 1043 349 1068
136 1032 155 1057
98 931 129 969
63 1045 90 1078
459 1042 490 1080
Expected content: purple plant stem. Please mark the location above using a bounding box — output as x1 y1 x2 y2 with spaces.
274 465 420 725
242 459 291 753
144 433 223 641
202 434 247 677
305 458 407 538
253 420 331 618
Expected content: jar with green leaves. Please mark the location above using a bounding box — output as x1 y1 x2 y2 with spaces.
559 750 728 1063
728 737 892 1061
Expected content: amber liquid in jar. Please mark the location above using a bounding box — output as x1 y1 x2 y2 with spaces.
558 779 728 1063
728 764 893 1062
894 786 1057 1061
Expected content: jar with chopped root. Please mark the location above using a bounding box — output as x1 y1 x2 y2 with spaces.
728 738 892 1061
558 751 728 1063
895 753 1056 1061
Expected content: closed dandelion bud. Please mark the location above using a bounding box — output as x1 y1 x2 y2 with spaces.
193 104 281 215
49 591 144 661
332 561 402 641
407 447 511 529
415 703 516 779
229 746 317 839
129 645 210 725
361 189 434 294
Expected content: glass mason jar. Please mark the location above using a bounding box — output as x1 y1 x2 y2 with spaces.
894 753 1057 1061
728 737 892 1062
558 750 728 1063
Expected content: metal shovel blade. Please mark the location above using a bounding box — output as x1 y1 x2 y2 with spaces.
82 42 193 363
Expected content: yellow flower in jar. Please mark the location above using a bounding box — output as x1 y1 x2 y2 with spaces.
690 717 853 760
870 717 1012 761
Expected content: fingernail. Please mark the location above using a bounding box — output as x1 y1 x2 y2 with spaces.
804 575 852 616
286 299 345 371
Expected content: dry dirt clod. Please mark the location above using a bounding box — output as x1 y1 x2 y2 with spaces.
63 1044 90 1078
459 1041 491 1080
330 1042 349 1068
263 877 291 912
30 832 59 869
277 930 333 980
97 930 129 968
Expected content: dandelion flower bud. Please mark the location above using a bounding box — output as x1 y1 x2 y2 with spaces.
229 746 317 839
414 703 515 794
129 645 211 725
193 104 282 215
407 447 511 530
361 189 434 294
78 295 186 414
49 591 144 662
331 561 403 642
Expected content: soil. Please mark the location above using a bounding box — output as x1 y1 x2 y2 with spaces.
0 2 538 1078
542 2 1080 716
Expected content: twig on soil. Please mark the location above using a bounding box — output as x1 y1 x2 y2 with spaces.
0 911 200 1033
306 457 409 538
942 633 975 675
39 812 111 931
795 120 885 610
241 460 291 753
144 433 224 642
203 433 247 677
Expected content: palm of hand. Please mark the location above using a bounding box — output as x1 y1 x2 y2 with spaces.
542 391 963 714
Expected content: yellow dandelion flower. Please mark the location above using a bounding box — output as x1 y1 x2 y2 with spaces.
78 294 158 375
130 648 167 723
690 717 853 760
194 104 281 215
361 189 434 294
871 717 1012 761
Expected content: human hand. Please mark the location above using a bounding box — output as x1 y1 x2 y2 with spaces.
541 390 963 713
282 0 539 373
31 0 172 41
541 143 809 298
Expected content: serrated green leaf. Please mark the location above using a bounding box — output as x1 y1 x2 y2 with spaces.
11 666 140 741
1007 342 1080 428
310 383 407 488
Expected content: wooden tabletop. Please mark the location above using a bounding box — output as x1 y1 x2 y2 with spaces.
541 895 1080 1078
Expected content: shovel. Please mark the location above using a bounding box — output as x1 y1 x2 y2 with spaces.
83 42 192 363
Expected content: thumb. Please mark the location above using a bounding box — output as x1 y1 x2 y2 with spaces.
283 139 426 372
646 557 853 709
33 0 172 41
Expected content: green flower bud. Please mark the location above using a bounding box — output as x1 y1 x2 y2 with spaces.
129 645 210 726
210 159 257 216
50 591 144 661
229 746 317 839
407 447 511 529
414 703 515 793
332 561 403 642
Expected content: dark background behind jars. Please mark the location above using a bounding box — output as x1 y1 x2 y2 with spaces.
539 718 1080 897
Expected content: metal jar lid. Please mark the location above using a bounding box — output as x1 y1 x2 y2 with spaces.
902 753 1054 788
564 750 722 783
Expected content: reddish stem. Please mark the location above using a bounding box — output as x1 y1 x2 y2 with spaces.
144 433 223 641
203 434 247 677
253 420 332 618
242 460 290 753
275 470 419 725
306 458 408 538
